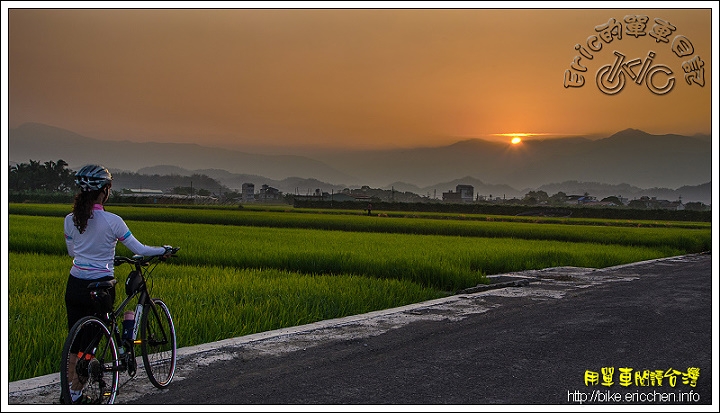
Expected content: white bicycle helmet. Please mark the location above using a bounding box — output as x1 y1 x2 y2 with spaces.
75 164 113 191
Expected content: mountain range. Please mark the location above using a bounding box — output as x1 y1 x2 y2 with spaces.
8 122 713 204
130 168 712 205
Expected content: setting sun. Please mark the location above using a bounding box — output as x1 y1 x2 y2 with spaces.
494 132 546 144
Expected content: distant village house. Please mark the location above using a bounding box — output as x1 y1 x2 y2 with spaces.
257 184 283 202
241 183 255 203
442 185 474 203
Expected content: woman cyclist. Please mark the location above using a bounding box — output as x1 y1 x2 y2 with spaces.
63 164 173 403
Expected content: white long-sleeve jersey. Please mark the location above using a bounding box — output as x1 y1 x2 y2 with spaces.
64 204 166 280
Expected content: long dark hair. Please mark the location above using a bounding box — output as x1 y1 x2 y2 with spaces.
72 186 109 234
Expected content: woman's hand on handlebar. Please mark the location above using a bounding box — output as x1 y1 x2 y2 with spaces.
161 245 179 260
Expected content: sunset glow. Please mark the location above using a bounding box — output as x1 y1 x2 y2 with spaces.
5 7 713 153
511 137 522 145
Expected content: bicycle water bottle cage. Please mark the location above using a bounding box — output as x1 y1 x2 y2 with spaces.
126 270 143 296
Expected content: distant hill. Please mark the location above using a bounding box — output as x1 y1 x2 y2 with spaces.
385 178 710 205
8 122 357 184
535 180 711 205
8 123 712 203
140 167 711 205
313 128 711 189
415 177 525 200
136 165 350 196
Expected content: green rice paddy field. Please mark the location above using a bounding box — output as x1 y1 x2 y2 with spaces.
7 203 712 382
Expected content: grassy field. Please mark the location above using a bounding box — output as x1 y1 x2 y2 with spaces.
6 203 712 382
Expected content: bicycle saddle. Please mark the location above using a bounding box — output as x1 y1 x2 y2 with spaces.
86 279 118 291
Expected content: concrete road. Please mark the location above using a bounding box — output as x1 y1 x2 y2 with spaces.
6 253 715 408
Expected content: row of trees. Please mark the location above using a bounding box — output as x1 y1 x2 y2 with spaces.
8 160 76 192
9 160 230 197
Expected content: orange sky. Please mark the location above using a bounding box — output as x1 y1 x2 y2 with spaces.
4 4 716 153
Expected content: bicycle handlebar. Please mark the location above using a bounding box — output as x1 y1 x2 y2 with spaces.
114 246 180 267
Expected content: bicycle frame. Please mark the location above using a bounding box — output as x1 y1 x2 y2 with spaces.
105 254 171 376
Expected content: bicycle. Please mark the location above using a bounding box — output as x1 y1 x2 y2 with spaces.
59 247 180 404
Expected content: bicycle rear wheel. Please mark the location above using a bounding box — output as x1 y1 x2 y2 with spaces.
60 316 119 404
140 298 177 388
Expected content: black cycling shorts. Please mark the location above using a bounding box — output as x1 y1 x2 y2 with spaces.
65 274 116 328
65 274 115 353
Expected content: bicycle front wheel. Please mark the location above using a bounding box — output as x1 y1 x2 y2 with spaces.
140 298 177 388
60 316 119 404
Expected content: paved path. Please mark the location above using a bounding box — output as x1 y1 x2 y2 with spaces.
6 253 715 407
